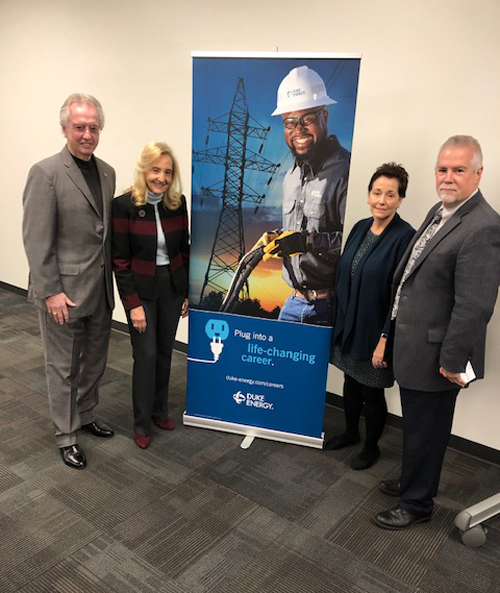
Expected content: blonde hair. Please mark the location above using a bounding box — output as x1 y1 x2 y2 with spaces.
130 141 182 209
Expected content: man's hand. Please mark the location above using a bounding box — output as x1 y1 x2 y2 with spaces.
130 305 147 333
263 231 306 261
46 293 76 325
439 366 467 388
181 298 189 318
251 230 279 250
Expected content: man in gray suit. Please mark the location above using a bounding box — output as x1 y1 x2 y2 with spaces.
23 93 115 469
374 135 500 529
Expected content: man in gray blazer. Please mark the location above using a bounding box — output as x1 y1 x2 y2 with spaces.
374 135 500 529
23 93 116 469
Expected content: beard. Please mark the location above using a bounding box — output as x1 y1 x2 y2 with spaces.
291 143 318 165
290 136 329 166
438 185 463 206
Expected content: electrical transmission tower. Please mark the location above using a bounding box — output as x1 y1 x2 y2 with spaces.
193 77 279 306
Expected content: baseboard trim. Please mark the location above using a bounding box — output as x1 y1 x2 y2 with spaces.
325 392 500 466
1 280 498 464
0 280 28 297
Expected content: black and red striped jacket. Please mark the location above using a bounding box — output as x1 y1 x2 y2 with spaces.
112 192 189 311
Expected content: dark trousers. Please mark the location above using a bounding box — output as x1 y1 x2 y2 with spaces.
128 266 184 436
399 386 459 517
343 375 387 450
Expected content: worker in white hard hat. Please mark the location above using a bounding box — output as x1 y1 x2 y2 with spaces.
259 65 351 326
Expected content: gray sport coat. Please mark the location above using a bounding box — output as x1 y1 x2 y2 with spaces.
23 146 116 318
392 191 500 392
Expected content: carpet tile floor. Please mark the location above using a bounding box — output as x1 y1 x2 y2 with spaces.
0 288 499 593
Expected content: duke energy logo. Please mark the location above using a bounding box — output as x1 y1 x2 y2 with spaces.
233 391 246 404
232 390 274 410
287 87 305 99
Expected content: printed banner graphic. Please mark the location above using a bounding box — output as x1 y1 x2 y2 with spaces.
186 309 332 438
187 52 361 446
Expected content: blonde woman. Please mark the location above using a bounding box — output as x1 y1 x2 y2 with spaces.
112 142 189 448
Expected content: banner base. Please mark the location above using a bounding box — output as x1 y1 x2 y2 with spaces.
183 413 325 449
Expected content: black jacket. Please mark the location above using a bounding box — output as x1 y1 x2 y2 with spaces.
112 192 189 311
332 213 414 360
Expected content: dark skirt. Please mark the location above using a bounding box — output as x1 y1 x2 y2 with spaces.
331 344 394 389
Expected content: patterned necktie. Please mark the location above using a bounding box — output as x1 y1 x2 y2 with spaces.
391 209 443 320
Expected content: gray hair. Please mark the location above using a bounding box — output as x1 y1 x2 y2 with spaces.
59 93 105 129
438 135 483 171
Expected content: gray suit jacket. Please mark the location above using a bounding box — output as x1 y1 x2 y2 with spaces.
392 191 500 391
23 146 116 318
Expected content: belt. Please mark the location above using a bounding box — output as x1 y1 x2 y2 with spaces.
293 288 334 301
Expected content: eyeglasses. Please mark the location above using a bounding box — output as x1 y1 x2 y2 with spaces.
71 124 101 134
282 108 324 130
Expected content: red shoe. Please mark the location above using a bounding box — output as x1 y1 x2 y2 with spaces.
154 418 175 431
133 434 151 449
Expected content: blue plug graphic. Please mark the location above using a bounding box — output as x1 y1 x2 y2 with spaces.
205 319 229 362
205 320 229 340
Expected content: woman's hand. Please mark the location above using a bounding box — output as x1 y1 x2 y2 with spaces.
181 298 189 318
130 305 147 333
372 336 388 369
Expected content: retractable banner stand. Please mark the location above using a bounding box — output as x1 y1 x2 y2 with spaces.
185 52 361 448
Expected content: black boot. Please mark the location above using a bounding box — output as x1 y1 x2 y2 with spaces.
325 375 363 450
324 432 360 450
350 445 380 470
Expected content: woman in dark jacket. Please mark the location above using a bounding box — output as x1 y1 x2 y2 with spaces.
112 142 189 449
326 163 415 469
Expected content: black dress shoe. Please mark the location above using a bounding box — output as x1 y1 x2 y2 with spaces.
81 421 114 438
374 506 431 530
379 478 401 497
60 444 87 469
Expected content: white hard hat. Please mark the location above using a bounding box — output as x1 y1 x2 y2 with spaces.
272 66 337 116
